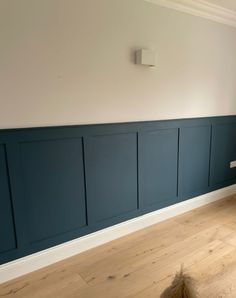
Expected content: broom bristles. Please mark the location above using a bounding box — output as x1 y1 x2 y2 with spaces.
160 266 198 298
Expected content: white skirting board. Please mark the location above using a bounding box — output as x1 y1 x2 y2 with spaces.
1 184 236 284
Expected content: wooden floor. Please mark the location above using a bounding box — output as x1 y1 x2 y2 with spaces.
2 195 236 297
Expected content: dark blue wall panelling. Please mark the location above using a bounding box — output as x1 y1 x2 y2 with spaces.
84 133 138 224
0 116 236 265
210 123 236 186
0 145 16 254
20 138 87 245
178 126 211 198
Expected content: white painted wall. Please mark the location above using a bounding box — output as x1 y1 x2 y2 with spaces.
0 0 236 129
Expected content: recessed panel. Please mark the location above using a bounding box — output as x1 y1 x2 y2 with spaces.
210 123 236 185
139 129 178 209
85 133 138 223
0 145 16 254
179 126 211 197
21 138 87 243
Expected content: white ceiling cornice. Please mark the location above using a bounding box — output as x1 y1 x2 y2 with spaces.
144 0 236 28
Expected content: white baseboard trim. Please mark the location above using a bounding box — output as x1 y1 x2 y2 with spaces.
1 184 236 284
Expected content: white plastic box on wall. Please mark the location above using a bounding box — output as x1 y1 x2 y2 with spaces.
135 49 156 67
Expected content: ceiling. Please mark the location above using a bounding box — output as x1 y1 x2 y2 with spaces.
206 0 236 11
145 0 236 28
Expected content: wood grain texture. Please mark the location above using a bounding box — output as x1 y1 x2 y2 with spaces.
1 194 236 297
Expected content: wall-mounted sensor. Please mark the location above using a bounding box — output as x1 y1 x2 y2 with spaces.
135 49 156 67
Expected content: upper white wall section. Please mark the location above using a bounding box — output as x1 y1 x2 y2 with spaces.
0 0 236 129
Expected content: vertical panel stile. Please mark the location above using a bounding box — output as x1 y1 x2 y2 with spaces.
176 127 180 198
208 125 213 187
0 144 17 254
81 137 89 226
5 142 29 250
136 132 140 210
